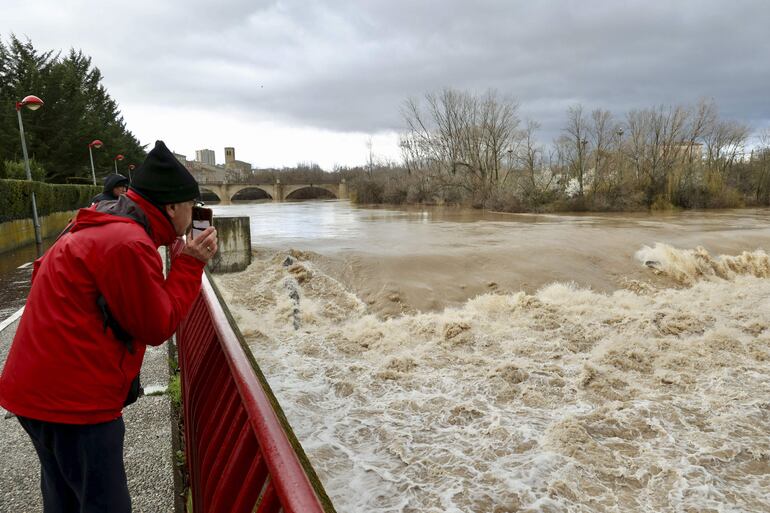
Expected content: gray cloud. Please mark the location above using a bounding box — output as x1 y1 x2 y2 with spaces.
4 0 769 146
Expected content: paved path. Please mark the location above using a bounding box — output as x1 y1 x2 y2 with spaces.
0 315 175 513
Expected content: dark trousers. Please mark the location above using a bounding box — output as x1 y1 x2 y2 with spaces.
17 416 131 513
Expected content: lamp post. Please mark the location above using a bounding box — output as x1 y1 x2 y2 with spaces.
501 148 514 184
128 164 136 183
114 154 124 173
15 94 44 246
615 127 627 181
88 139 104 185
580 138 588 197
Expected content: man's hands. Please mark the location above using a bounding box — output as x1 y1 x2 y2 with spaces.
182 226 218 263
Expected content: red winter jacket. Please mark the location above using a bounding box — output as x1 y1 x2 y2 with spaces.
0 190 205 424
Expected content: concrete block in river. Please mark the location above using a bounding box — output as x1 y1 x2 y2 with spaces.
209 216 251 273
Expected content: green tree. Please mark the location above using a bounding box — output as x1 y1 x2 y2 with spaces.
0 35 145 183
3 159 46 181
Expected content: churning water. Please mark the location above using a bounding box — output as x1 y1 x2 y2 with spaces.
213 203 770 512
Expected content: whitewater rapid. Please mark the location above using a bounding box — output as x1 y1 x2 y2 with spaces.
215 243 770 513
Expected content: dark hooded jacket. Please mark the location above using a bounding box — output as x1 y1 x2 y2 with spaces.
90 173 130 204
0 189 205 424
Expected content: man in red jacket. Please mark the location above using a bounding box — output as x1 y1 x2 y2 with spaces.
0 140 218 513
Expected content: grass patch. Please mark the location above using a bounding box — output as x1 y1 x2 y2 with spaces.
167 373 181 409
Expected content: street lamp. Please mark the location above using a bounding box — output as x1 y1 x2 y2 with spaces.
579 138 588 197
113 154 124 173
15 94 44 246
88 139 104 186
127 164 136 183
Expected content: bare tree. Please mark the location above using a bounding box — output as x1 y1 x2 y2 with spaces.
704 119 750 176
400 88 522 200
625 104 688 204
588 109 615 195
515 120 555 201
752 129 770 203
480 90 520 183
664 99 717 199
563 105 590 197
397 93 757 210
365 137 375 177
685 99 717 163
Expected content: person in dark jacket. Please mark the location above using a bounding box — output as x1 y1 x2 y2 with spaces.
0 140 218 513
90 173 130 205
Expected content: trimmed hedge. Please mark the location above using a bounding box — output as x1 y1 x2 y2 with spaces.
0 179 101 223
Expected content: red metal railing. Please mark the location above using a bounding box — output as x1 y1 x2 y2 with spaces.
177 273 334 513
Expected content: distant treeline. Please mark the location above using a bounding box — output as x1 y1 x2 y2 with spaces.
349 89 770 211
0 35 145 184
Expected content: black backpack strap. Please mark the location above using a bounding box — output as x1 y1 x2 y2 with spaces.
96 294 143 406
96 294 134 354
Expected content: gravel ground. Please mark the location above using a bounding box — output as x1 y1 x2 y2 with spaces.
0 318 175 513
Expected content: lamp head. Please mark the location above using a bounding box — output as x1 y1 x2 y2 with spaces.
16 95 44 111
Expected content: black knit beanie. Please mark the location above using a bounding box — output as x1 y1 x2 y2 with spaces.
130 141 199 204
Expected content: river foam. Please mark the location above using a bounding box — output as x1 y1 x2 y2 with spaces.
216 243 770 512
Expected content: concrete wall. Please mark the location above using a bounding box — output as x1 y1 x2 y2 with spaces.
0 210 77 253
208 216 251 273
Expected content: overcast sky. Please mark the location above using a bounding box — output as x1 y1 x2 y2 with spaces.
2 0 769 169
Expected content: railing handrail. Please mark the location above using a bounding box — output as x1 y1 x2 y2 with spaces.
199 276 326 512
177 270 336 513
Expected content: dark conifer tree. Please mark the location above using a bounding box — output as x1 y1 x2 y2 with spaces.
0 35 145 183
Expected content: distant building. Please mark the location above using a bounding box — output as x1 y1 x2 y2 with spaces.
173 152 187 164
663 142 703 161
195 149 216 166
188 161 226 183
223 146 252 174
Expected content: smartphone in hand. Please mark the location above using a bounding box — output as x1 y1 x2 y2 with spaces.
191 206 213 239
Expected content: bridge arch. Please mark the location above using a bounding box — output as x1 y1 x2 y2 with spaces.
284 185 338 200
199 187 221 204
231 186 273 201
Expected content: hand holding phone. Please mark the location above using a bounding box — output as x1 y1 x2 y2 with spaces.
185 205 218 262
191 206 213 239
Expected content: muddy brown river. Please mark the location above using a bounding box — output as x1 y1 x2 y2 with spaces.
211 201 770 513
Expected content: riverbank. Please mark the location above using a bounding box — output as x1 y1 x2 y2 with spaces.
352 194 753 215
0 318 175 512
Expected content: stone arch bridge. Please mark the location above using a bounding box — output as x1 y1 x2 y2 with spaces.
199 180 348 205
